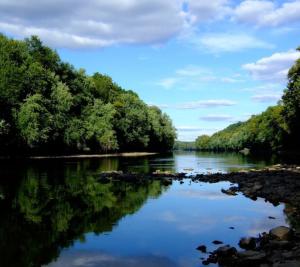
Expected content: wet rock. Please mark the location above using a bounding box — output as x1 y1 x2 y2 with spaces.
238 250 266 258
196 245 207 253
212 240 223 245
268 240 293 249
221 188 238 196
270 226 293 241
239 237 256 250
215 245 237 257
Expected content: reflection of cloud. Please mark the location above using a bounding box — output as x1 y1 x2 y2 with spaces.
160 211 178 222
177 218 217 234
175 189 229 200
247 218 288 236
46 251 178 267
223 216 247 223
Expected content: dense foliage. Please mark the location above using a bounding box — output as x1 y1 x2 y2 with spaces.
173 141 196 150
196 47 300 153
0 34 176 155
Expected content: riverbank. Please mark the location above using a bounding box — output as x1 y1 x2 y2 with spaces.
99 164 300 266
0 152 158 160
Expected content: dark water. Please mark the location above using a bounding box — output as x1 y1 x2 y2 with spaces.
0 152 295 267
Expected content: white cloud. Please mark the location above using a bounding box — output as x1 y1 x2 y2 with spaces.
157 65 244 89
176 99 236 109
251 94 282 103
233 0 300 27
197 33 273 53
157 78 179 89
0 0 186 48
176 126 218 132
187 0 231 24
243 50 300 82
199 114 234 121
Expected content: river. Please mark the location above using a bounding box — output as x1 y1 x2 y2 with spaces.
0 151 296 267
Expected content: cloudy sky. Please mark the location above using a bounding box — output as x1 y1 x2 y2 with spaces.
1 0 300 141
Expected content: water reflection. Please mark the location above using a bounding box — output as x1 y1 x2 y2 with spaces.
46 251 178 267
0 164 167 267
0 152 297 267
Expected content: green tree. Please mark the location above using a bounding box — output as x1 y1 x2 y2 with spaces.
16 94 52 148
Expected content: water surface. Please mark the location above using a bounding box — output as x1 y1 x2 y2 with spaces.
0 152 294 267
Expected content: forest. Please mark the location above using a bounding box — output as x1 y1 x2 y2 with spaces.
196 47 300 153
0 34 176 155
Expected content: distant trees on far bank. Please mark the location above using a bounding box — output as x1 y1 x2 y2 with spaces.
0 34 176 155
196 47 300 153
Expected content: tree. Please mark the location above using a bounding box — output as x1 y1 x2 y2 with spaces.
113 93 150 150
83 100 118 152
16 94 52 148
282 47 300 150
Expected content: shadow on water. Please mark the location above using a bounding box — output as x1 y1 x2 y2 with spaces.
0 160 169 267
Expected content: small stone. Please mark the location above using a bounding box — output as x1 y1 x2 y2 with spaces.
212 240 223 245
221 188 238 196
196 245 207 253
270 226 293 241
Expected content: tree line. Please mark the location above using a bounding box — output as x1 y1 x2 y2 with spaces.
0 34 176 155
196 47 300 153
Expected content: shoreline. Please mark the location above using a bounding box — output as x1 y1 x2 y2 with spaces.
99 165 300 266
0 152 158 160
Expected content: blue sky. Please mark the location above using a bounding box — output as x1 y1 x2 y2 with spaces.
1 0 300 141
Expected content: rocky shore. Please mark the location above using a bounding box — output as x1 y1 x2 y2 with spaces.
100 165 300 266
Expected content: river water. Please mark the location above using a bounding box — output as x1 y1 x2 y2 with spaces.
0 152 295 267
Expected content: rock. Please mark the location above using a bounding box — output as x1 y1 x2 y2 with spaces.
196 245 207 253
238 250 263 258
270 226 293 241
253 182 263 191
239 237 256 250
221 188 238 196
268 216 276 219
229 226 235 230
238 250 266 262
273 261 300 267
215 245 237 257
212 240 223 245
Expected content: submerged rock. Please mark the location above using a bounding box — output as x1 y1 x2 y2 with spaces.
196 245 207 253
212 240 223 245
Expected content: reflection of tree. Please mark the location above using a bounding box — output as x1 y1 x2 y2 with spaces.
0 165 167 267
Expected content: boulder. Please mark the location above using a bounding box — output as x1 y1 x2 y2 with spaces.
215 245 237 257
270 226 293 241
239 237 256 250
